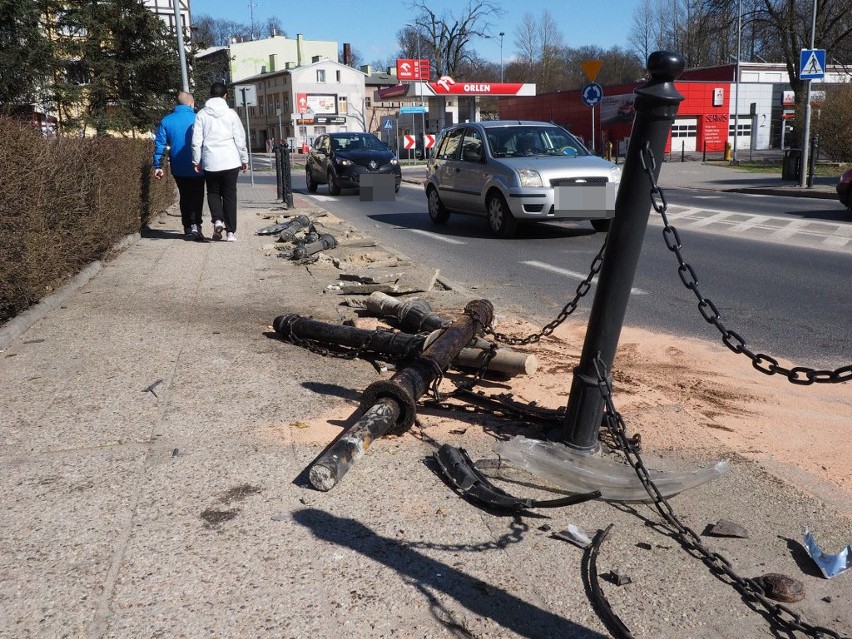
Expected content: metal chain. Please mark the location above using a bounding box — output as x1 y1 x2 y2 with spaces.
591 356 846 639
639 143 852 385
485 239 607 345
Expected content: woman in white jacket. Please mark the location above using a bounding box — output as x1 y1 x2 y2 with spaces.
192 82 249 241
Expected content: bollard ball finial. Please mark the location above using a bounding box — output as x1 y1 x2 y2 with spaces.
646 51 685 82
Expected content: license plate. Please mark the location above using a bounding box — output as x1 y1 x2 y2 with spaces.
554 184 616 213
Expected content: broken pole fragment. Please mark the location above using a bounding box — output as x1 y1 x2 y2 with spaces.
308 299 495 491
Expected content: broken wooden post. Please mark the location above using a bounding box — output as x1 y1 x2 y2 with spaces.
308 299 494 491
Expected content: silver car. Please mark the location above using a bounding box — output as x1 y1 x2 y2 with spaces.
425 120 621 237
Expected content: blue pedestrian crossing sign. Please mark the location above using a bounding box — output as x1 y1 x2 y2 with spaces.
800 49 826 80
581 82 603 107
383 118 394 130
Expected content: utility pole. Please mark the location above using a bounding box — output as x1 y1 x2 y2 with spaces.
731 0 741 164
172 0 189 92
239 87 255 186
798 0 817 188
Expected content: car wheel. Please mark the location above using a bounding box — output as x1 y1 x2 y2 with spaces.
590 218 611 232
487 193 517 238
427 186 449 224
327 170 341 196
306 169 317 193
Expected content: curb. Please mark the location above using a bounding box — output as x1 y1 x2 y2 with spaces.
0 231 142 351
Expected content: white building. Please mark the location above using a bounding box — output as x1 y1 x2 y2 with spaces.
196 34 339 85
236 58 367 151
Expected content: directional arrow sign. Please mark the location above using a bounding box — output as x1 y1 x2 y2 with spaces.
581 82 603 107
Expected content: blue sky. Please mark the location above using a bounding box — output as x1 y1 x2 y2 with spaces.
190 0 640 66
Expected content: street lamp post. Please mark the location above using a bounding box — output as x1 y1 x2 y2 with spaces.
799 0 818 188
732 0 741 164
499 32 505 82
172 0 189 92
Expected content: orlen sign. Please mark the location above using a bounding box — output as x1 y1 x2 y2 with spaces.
427 75 536 96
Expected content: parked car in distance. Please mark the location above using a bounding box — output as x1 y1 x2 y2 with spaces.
306 132 402 195
425 120 621 237
837 167 852 214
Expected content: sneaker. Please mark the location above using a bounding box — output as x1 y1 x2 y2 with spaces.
212 220 225 241
193 227 206 242
226 232 237 242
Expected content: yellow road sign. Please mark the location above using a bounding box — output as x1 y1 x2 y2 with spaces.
580 60 603 82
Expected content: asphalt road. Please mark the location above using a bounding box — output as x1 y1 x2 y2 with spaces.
253 172 851 369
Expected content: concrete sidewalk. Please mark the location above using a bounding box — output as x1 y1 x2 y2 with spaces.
1 176 849 639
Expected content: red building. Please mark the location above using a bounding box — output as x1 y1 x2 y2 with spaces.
500 78 732 157
498 61 850 156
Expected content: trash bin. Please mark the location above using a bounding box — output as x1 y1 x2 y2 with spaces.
782 148 801 181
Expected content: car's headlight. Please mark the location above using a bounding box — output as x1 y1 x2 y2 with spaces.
390 158 399 165
610 165 622 183
336 158 353 166
517 169 543 187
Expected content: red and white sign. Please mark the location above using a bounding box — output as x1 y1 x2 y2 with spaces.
403 135 416 150
423 134 435 149
427 76 534 96
397 58 430 81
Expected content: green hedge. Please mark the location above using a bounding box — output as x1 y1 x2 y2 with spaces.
0 117 175 322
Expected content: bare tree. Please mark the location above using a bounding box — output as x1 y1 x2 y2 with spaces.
629 0 659 62
511 11 566 93
404 0 503 128
262 16 285 38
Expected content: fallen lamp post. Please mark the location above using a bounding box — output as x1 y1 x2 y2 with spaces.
308 299 494 491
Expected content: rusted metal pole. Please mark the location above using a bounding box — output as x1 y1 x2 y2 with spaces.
561 52 685 453
308 299 494 491
273 314 425 357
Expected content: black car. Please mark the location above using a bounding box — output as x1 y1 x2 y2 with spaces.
306 132 402 195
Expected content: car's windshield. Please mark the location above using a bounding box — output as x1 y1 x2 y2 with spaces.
485 126 589 158
331 133 386 152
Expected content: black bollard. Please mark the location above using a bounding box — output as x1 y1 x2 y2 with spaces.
282 143 294 208
274 144 283 200
561 51 685 453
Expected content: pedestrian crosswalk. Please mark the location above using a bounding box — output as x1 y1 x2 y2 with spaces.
649 205 852 254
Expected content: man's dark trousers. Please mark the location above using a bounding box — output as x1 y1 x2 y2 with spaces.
174 175 206 231
204 168 240 234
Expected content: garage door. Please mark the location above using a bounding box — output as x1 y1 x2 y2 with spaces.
671 117 698 152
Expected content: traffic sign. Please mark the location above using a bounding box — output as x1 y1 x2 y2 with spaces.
383 118 394 130
233 84 257 107
580 60 603 82
403 135 416 150
581 82 603 107
799 49 825 80
423 134 435 149
400 105 426 114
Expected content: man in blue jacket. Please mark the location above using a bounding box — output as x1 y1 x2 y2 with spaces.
153 92 206 241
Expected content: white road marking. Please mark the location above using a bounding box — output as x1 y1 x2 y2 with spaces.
407 229 467 244
522 260 648 295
